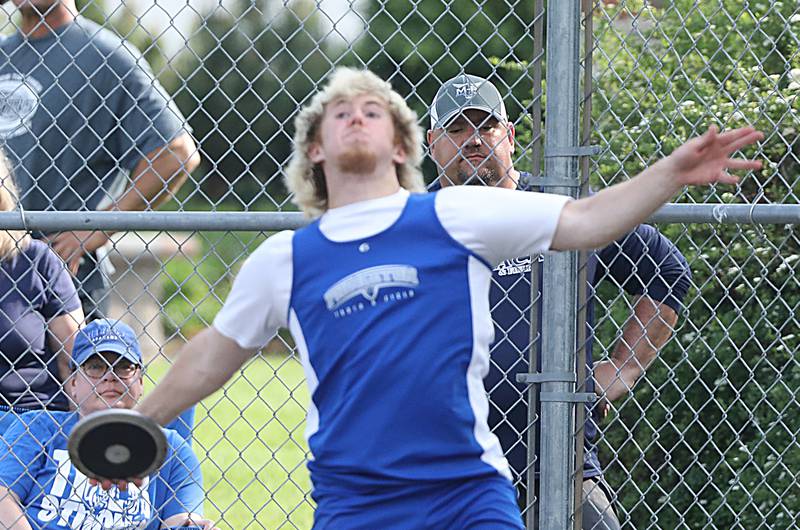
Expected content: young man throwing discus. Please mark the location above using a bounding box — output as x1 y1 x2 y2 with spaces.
95 68 761 529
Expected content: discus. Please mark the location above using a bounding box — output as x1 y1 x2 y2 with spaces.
68 409 167 480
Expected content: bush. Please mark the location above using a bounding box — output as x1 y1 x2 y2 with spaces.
515 1 799 526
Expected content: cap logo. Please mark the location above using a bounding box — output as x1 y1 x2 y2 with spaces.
453 82 478 100
86 331 124 344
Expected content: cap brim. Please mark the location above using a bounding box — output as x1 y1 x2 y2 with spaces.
73 341 141 368
432 105 507 129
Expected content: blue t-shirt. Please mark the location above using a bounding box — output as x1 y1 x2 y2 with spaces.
0 17 187 292
0 411 203 529
0 240 80 411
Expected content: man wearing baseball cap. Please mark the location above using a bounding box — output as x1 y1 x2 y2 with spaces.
428 73 517 188
428 73 692 529
0 319 216 529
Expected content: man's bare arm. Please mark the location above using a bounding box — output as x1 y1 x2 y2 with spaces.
135 327 257 427
593 296 678 404
116 131 201 211
0 487 33 530
49 132 201 272
552 126 762 251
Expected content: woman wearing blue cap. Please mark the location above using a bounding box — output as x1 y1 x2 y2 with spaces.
0 319 218 530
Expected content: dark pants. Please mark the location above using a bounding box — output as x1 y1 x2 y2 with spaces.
523 477 621 530
79 287 110 322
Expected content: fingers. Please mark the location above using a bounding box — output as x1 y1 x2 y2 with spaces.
721 128 764 154
693 124 719 151
715 171 740 185
88 477 141 491
726 158 762 171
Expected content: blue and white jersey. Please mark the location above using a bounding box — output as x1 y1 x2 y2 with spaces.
214 187 568 490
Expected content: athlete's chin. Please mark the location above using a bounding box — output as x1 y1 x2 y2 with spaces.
337 148 378 175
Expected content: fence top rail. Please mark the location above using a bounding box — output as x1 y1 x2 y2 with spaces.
0 204 797 232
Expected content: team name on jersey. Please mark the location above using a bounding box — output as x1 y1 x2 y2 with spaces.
324 264 419 317
494 255 544 277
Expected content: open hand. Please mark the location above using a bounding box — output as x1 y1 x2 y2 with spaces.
45 230 110 275
665 125 763 186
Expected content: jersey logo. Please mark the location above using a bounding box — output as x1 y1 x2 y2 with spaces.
324 265 419 312
494 255 543 277
0 73 41 140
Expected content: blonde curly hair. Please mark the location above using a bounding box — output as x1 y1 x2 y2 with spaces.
284 68 425 218
0 152 29 261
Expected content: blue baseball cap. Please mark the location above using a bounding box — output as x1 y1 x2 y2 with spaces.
71 319 143 368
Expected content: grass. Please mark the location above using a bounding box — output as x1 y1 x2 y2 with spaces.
145 352 314 529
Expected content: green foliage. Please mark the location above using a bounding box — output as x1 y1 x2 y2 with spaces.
145 354 313 529
577 1 800 527
354 0 542 179
165 0 330 205
160 231 268 339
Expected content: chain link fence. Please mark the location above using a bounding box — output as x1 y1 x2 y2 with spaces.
0 0 797 528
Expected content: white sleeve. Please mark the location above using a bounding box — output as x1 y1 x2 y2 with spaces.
435 186 571 267
213 230 294 350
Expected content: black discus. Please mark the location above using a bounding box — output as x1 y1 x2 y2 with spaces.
67 409 167 480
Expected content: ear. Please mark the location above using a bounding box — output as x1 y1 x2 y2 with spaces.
507 122 516 154
392 143 408 165
308 141 324 164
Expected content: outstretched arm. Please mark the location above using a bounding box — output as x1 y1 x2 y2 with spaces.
551 126 763 251
136 327 257 427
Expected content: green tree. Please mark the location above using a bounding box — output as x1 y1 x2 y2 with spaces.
579 1 799 528
355 0 542 179
168 0 331 207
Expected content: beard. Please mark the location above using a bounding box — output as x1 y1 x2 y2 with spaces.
450 157 504 187
336 145 378 175
459 167 502 186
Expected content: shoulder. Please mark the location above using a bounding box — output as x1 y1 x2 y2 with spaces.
163 427 193 451
436 185 568 217
21 239 56 262
162 428 200 468
245 230 294 266
22 239 69 275
14 410 70 434
71 18 147 72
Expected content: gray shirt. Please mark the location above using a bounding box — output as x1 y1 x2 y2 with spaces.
0 16 187 213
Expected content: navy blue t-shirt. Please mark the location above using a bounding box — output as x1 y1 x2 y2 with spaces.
429 174 691 482
0 240 80 410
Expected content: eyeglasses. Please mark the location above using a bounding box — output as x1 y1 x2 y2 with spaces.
80 358 141 380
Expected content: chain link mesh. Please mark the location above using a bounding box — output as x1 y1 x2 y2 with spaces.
0 0 796 528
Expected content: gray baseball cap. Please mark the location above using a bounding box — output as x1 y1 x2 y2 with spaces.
429 74 508 129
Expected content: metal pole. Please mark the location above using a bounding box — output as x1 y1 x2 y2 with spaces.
539 0 582 528
0 204 797 232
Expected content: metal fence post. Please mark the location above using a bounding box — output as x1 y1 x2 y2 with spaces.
539 0 582 528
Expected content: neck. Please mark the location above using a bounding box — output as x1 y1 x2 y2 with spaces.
20 3 77 38
325 166 402 209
